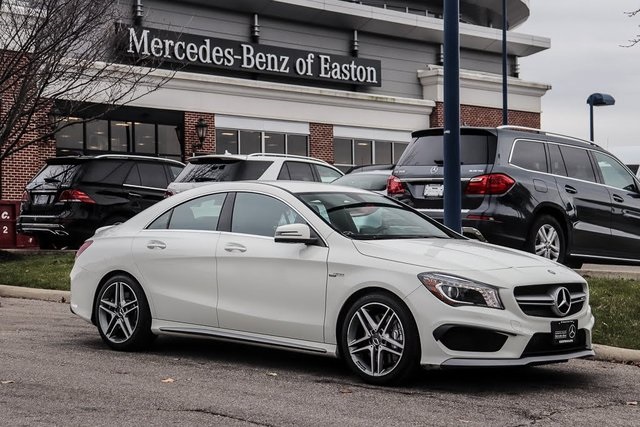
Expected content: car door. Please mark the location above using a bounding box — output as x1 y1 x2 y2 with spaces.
553 144 614 257
592 151 640 260
124 162 169 213
132 193 227 327
215 191 328 342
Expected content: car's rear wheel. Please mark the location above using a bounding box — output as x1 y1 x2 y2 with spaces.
527 215 566 264
94 274 154 351
340 292 419 385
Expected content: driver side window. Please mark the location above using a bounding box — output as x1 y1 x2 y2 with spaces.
231 193 305 237
593 152 638 192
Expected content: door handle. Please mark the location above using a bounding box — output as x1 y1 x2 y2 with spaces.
224 243 247 253
564 185 577 194
146 240 166 250
612 194 624 203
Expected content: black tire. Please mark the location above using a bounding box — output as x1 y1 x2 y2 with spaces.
526 215 567 264
339 292 420 385
94 274 154 351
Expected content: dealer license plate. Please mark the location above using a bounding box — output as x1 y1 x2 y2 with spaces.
551 319 578 345
423 184 444 198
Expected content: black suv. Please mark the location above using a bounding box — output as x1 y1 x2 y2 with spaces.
17 155 184 248
389 126 640 267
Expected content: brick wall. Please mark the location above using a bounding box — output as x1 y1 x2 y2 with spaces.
309 123 334 163
183 112 216 157
429 102 541 128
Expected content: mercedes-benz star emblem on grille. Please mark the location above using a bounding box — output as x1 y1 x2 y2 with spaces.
430 166 439 174
551 287 572 317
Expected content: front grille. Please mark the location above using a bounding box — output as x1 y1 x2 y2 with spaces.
514 283 586 318
521 330 588 358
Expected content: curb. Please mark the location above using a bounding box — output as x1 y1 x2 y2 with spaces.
2 285 640 364
0 284 70 303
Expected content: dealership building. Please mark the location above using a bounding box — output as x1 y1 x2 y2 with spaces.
0 0 550 237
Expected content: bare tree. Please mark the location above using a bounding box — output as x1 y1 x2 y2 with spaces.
624 9 640 46
0 0 172 197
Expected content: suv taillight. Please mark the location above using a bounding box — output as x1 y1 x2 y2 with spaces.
59 189 96 204
465 173 515 195
387 175 405 195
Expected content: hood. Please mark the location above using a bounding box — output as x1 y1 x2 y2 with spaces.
352 238 561 272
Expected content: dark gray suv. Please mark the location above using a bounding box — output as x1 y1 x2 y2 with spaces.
389 126 640 268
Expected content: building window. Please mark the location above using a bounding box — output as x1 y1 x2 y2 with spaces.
216 128 308 156
333 138 408 172
55 119 182 161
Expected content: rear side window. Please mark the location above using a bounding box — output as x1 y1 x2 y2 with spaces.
333 173 388 191
510 140 547 172
314 164 343 183
81 160 132 185
548 144 567 176
398 134 497 166
138 162 169 189
278 161 315 181
147 193 227 231
175 160 272 182
30 164 80 187
559 146 596 182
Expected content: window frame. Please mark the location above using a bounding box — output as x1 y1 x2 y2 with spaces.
332 137 408 172
215 127 309 156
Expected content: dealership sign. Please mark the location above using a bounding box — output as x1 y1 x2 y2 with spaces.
124 27 381 87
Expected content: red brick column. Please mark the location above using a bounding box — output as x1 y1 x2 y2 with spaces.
430 102 541 129
183 112 216 157
309 123 334 163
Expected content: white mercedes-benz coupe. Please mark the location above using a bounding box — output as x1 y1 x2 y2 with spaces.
70 181 594 384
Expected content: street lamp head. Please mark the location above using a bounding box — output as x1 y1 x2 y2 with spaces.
587 93 615 107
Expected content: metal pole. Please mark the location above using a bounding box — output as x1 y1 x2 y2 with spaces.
443 0 461 232
502 0 508 125
589 102 594 141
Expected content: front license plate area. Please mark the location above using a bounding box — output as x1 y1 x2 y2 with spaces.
551 319 578 345
424 184 444 198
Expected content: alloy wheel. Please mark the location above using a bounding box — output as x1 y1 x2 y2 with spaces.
98 281 139 344
534 224 560 261
346 302 405 377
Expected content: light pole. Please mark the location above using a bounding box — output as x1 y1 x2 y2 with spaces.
586 93 615 142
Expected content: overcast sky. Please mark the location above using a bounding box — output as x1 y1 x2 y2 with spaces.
516 0 640 159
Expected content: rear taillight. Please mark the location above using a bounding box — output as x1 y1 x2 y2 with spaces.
76 240 93 258
465 173 515 195
387 175 405 195
59 189 96 204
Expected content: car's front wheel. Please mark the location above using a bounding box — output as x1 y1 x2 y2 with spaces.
94 274 154 351
340 292 419 385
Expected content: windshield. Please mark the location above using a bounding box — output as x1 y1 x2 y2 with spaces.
297 192 453 240
29 164 80 189
175 160 273 182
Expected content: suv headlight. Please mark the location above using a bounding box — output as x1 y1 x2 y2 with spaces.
418 273 503 309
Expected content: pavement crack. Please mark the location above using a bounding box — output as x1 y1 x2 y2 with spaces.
168 408 277 426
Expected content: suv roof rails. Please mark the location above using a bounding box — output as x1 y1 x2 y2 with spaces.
496 125 600 148
92 154 185 165
246 152 330 164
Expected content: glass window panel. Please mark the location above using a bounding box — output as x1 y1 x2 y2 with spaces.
124 164 141 186
264 132 285 154
147 210 172 230
511 140 547 172
158 125 181 155
239 130 261 154
333 138 352 165
354 139 372 166
548 144 567 176
393 143 408 163
315 165 343 183
86 120 108 152
232 192 304 237
110 121 131 152
282 161 315 181
55 120 83 154
168 193 227 231
559 146 596 182
374 141 392 164
138 162 169 188
216 129 239 154
594 152 637 191
134 123 156 154
287 134 308 156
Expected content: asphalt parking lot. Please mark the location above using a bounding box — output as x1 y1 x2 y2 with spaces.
1 297 638 426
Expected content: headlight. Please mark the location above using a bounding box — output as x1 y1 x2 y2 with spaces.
418 273 503 309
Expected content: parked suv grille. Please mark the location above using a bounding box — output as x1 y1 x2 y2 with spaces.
514 283 586 318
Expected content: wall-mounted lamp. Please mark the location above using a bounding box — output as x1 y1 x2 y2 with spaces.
351 30 359 57
195 118 208 149
251 14 260 43
48 106 63 131
174 124 183 142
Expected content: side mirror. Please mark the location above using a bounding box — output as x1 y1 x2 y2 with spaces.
462 227 487 242
274 223 317 244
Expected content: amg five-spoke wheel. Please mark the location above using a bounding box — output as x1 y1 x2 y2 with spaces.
340 293 419 385
95 274 154 351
